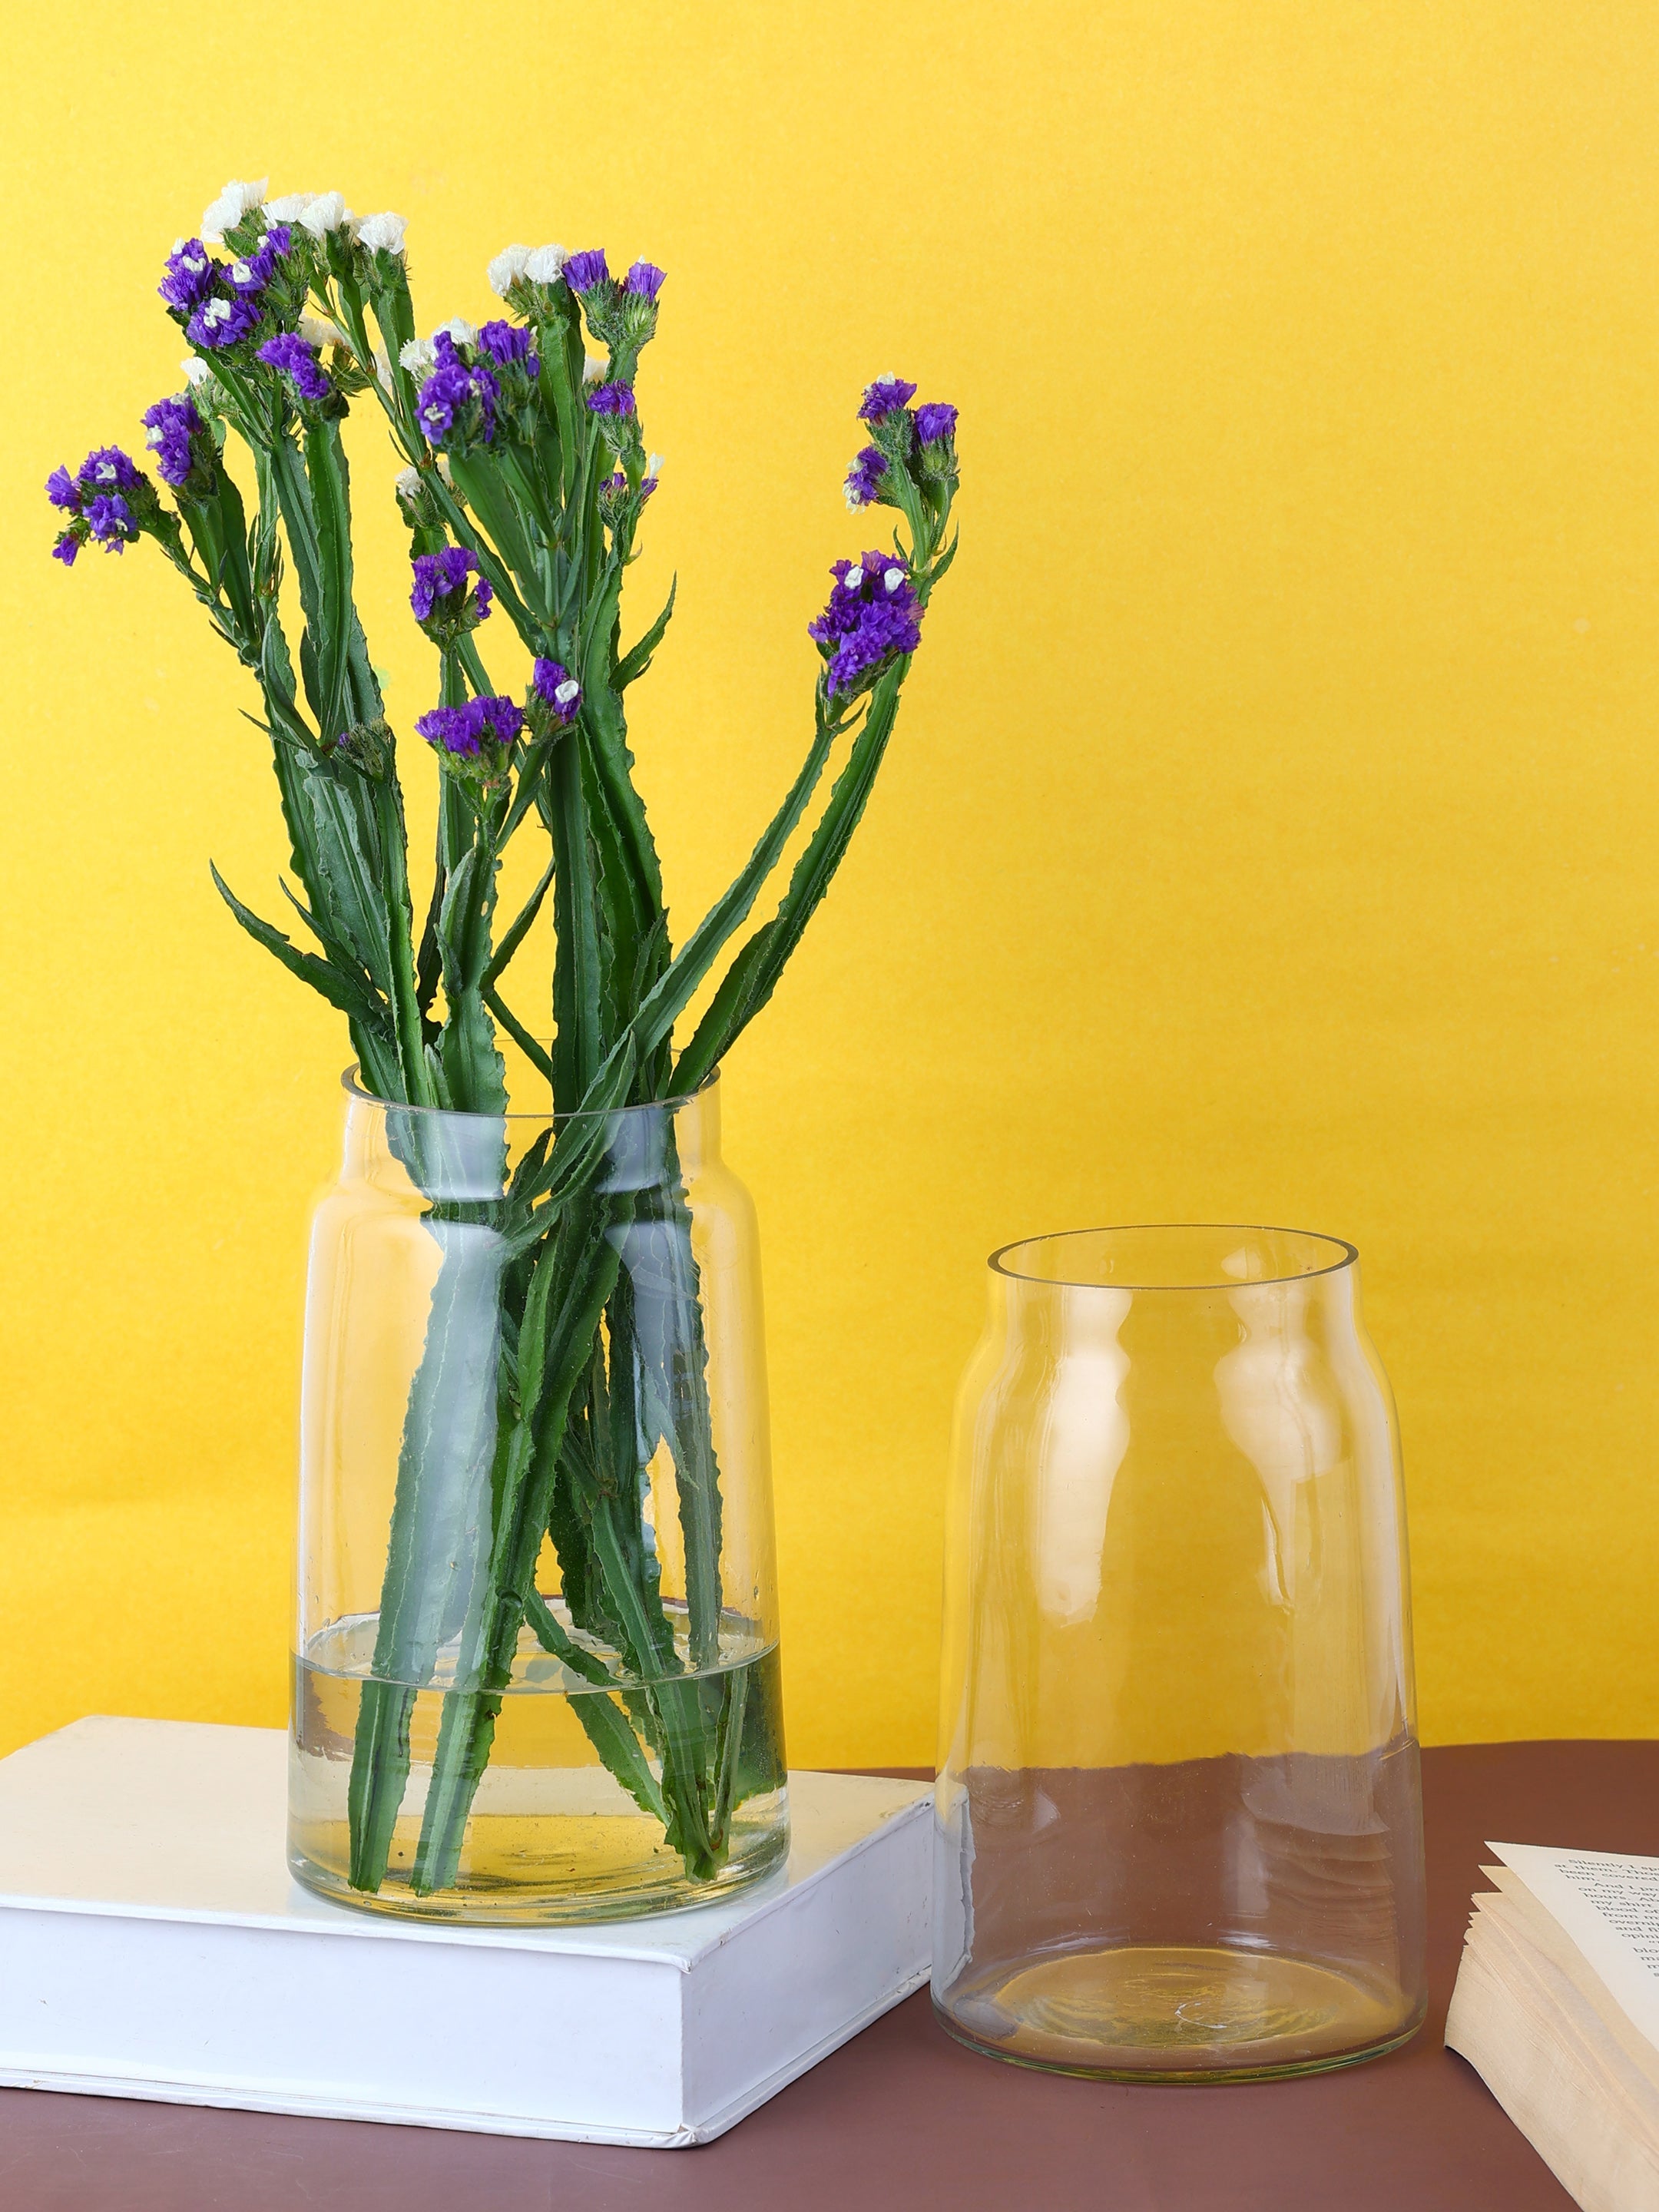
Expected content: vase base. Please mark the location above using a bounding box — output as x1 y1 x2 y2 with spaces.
935 1943 1425 2080
287 1806 790 1926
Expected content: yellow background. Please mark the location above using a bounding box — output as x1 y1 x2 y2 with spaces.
4 1 1657 1766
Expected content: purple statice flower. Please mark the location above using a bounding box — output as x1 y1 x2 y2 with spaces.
914 402 958 445
415 704 481 757
187 290 263 351
533 658 582 724
416 694 523 760
859 375 917 423
257 333 331 404
475 694 524 743
46 465 78 511
409 545 491 625
51 535 79 567
76 447 142 495
159 237 216 313
416 362 474 445
807 551 922 698
476 320 538 372
563 249 610 293
416 333 499 450
624 260 665 301
227 225 293 294
586 381 635 416
843 444 889 510
142 395 200 488
601 467 658 504
84 493 137 552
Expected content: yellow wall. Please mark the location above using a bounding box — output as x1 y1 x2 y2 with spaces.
5 2 1658 1765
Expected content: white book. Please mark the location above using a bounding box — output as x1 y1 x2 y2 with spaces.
1446 1843 1659 2210
0 1718 932 2147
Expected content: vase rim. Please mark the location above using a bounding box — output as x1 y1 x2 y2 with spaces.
989 1222 1359 1292
341 1063 718 1123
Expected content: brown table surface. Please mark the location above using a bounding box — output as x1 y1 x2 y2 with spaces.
3 1740 1651 2210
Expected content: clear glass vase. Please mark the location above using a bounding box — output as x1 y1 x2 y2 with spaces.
933 1225 1426 2079
289 1069 788 1922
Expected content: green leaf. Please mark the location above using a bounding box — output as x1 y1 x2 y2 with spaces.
482 985 556 1088
209 862 386 1032
674 664 906 1089
300 766 396 999
483 856 555 988
613 576 677 692
303 422 355 744
623 693 843 1069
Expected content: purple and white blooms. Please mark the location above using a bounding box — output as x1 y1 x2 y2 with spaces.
843 444 889 510
142 395 207 489
841 379 958 515
227 227 293 293
46 446 152 563
415 693 524 767
187 291 262 351
416 329 500 453
409 545 492 639
532 659 583 727
808 551 923 699
159 240 215 314
257 333 332 407
858 374 917 423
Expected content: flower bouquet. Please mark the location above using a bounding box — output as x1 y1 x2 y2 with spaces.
48 180 960 1916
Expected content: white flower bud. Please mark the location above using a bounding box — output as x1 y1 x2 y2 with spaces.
647 452 664 478
395 466 424 505
554 680 580 707
583 354 607 384
488 244 532 296
525 243 568 284
180 356 211 389
298 315 347 352
200 177 268 240
356 211 408 257
263 193 315 224
399 336 437 373
883 567 905 594
436 454 454 486
298 192 353 240
439 317 477 346
373 349 392 391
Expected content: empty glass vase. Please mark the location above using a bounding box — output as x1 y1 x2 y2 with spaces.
933 1225 1426 2078
290 1069 788 1922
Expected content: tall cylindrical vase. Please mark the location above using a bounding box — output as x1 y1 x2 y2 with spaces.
290 1069 789 1922
933 1224 1426 2078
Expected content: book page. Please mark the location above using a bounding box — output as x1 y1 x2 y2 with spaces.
1492 1843 1659 2056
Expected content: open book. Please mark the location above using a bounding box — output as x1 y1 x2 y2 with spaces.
1447 1844 1659 2211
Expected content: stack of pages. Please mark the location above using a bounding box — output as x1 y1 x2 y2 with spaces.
1447 1843 1659 2210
